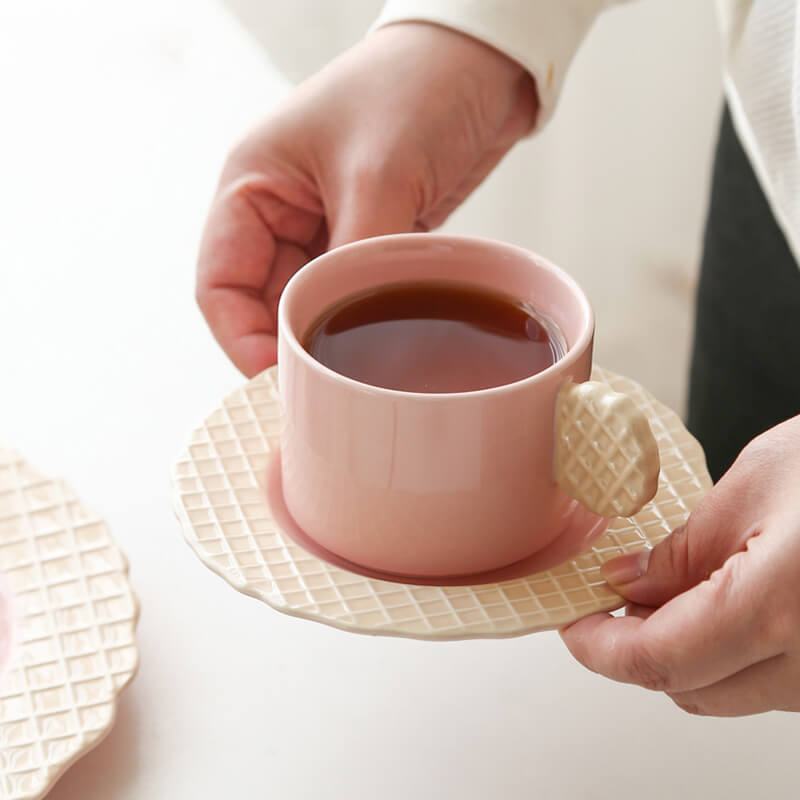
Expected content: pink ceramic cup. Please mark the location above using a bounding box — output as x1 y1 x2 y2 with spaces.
277 234 658 578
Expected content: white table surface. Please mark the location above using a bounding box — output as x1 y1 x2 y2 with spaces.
1 1 797 798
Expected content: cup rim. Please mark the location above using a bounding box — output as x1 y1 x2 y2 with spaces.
278 233 594 400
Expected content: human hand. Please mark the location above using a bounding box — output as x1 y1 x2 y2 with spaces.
561 414 800 716
197 22 537 376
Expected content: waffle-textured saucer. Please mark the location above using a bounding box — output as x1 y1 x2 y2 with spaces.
173 367 710 640
0 449 139 800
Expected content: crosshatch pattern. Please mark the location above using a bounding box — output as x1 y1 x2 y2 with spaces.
0 449 139 800
554 381 661 518
173 367 711 641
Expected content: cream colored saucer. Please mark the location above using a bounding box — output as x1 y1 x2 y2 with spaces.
173 367 710 640
0 449 139 800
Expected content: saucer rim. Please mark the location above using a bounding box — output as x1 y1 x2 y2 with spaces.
172 365 711 641
0 447 140 800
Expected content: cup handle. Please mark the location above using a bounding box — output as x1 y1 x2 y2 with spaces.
553 380 660 517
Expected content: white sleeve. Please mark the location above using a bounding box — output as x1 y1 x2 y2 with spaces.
371 0 632 127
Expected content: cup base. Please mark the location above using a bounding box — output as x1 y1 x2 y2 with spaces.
265 450 609 587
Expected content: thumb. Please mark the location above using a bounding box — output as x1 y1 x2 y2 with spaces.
600 511 754 608
327 178 419 249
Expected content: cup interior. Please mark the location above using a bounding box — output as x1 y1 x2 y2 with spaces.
279 234 593 388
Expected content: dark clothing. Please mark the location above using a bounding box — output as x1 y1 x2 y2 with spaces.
688 106 800 482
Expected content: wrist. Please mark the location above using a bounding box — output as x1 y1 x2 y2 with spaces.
369 21 539 131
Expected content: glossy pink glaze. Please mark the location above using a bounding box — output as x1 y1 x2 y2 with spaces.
277 234 595 577
266 449 609 585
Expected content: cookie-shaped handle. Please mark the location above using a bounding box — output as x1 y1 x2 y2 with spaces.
553 381 660 517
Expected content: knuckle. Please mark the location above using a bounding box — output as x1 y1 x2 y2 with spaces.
705 549 763 619
705 547 754 603
222 172 265 203
669 695 708 716
622 641 674 691
706 552 740 597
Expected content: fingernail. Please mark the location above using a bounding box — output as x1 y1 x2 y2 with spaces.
602 549 651 587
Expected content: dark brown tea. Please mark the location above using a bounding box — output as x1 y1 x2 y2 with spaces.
303 282 565 393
